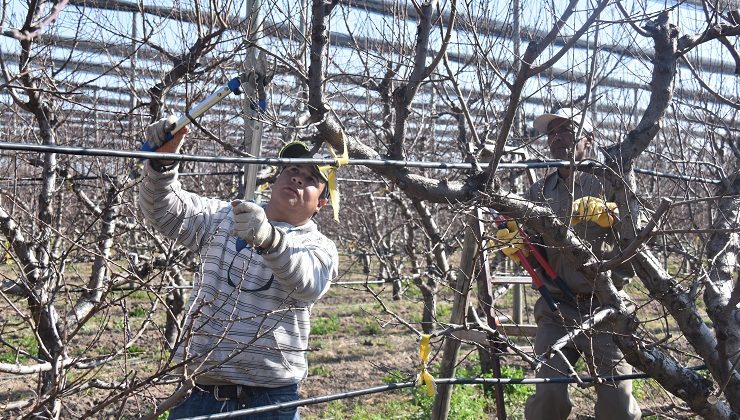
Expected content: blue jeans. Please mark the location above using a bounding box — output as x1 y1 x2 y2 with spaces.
168 383 300 419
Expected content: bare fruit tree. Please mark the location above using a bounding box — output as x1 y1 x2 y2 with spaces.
304 0 739 418
0 0 737 418
0 1 258 417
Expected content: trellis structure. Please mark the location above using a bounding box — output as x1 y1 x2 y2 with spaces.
0 0 738 418
1 0 737 160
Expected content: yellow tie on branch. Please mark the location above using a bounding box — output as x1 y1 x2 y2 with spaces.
416 334 436 397
318 134 349 222
571 196 619 228
3 240 12 264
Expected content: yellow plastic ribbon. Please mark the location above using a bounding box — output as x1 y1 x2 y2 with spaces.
3 240 12 264
571 196 619 228
493 220 529 263
64 175 74 192
416 334 436 397
317 134 349 222
257 182 270 194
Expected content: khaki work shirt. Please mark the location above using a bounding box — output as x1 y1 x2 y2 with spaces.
526 171 629 297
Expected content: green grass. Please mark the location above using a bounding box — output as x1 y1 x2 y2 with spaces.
129 306 147 318
402 375 492 419
322 399 418 420
317 366 494 420
309 365 332 376
574 358 586 372
311 316 341 336
436 303 452 319
361 320 382 336
0 333 38 363
319 392 425 420
126 344 145 355
632 376 649 400
112 318 127 332
500 365 535 416
404 283 424 300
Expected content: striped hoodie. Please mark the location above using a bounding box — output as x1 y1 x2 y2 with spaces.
139 162 338 387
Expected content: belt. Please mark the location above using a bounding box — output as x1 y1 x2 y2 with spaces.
553 293 598 305
196 384 250 403
574 293 597 303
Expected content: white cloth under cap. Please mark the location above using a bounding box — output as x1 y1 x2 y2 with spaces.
533 108 593 135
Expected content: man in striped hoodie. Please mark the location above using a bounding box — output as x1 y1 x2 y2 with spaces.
139 116 338 419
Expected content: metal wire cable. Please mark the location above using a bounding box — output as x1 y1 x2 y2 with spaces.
0 141 723 184
0 141 583 169
179 365 707 419
0 172 387 184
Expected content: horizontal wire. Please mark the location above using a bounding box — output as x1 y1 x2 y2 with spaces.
180 365 707 419
0 172 388 184
0 141 722 184
0 141 582 169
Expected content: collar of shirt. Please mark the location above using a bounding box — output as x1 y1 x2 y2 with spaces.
272 219 317 233
544 171 588 192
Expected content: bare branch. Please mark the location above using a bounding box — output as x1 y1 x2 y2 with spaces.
2 0 70 41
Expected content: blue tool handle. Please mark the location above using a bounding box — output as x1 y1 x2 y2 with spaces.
140 141 156 153
554 277 576 301
140 76 243 155
537 285 559 312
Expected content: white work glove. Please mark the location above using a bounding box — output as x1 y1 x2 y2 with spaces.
144 115 179 150
231 200 282 251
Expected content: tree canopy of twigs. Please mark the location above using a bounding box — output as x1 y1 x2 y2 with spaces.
0 0 738 418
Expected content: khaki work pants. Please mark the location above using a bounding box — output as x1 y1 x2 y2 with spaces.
524 298 642 420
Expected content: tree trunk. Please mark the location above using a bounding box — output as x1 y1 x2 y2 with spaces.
702 171 740 411
432 215 480 420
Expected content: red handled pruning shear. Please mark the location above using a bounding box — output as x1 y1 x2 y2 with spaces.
493 215 559 312
516 228 577 303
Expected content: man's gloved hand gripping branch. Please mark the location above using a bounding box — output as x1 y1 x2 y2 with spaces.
571 196 619 228
231 200 284 253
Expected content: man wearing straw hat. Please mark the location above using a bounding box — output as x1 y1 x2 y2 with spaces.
523 108 641 420
139 116 337 418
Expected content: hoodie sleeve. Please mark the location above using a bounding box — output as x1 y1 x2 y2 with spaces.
138 162 228 252
261 225 338 302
